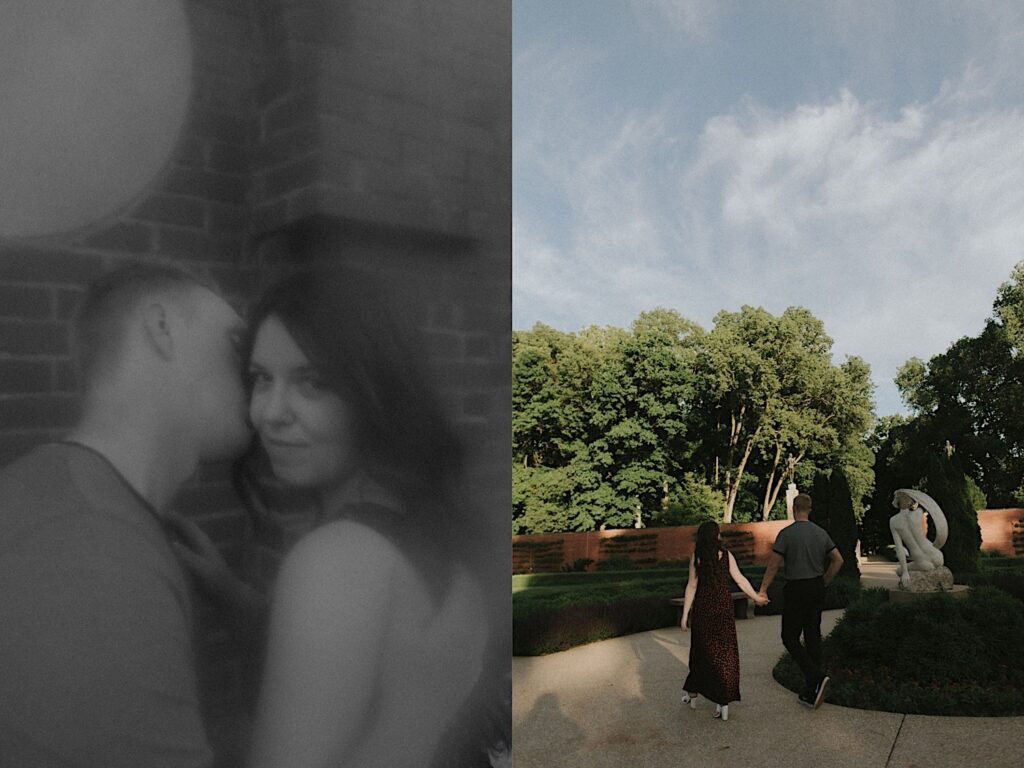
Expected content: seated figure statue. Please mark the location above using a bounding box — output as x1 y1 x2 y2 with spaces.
890 489 948 590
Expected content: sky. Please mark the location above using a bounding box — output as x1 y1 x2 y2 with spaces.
513 0 1024 417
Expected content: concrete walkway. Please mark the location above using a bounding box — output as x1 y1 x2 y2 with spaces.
513 559 1024 767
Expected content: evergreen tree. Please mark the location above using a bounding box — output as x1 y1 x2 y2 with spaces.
810 467 861 578
921 449 981 576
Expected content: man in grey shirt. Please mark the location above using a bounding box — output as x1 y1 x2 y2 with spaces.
758 493 843 709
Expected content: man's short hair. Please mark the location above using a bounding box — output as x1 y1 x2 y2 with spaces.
793 493 812 516
74 261 216 385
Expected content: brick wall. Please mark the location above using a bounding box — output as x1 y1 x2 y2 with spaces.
514 511 1024 574
512 521 792 574
1 1 510 763
978 508 1024 556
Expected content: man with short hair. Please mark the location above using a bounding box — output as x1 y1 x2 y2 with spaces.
0 262 251 767
758 492 843 710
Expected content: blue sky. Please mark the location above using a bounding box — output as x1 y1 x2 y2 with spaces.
513 1 1024 417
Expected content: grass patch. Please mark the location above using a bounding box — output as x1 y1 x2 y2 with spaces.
511 565 861 656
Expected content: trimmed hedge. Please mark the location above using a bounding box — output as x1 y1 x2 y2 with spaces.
513 596 677 656
960 571 1024 605
512 567 856 656
772 586 1024 715
514 567 687 590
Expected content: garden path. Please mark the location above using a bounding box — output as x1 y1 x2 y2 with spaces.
513 558 1024 768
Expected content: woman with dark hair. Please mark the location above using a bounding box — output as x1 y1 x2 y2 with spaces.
680 521 767 721
172 267 508 767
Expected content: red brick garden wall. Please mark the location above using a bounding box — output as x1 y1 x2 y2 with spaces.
978 508 1024 555
514 510 1024 573
512 521 791 574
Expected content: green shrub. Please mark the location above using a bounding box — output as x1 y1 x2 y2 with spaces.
960 570 1024 605
810 468 861 578
514 565 804 655
650 473 724 527
977 555 1024 571
513 568 687 590
512 596 677 655
773 586 1024 715
562 558 594 572
595 555 639 571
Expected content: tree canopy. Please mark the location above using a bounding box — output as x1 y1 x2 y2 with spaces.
891 262 1024 507
513 305 876 533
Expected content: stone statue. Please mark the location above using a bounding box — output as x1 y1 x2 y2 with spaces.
890 488 953 591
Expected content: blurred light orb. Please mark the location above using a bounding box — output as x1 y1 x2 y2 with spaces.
0 0 192 237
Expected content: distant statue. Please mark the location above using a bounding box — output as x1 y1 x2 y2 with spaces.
890 489 950 590
785 457 798 521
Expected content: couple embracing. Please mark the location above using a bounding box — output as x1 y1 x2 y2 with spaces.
0 262 508 767
680 493 843 720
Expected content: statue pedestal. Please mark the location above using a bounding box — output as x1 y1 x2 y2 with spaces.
897 566 955 592
889 567 968 602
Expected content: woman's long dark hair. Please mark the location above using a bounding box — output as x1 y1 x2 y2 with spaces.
233 265 509 764
234 266 475 590
694 520 725 585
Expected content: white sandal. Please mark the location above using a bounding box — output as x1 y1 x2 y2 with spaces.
681 692 698 709
713 704 729 721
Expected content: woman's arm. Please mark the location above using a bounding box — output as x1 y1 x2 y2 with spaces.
727 551 768 605
249 521 397 768
681 556 698 629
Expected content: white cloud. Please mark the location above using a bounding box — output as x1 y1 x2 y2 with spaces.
681 83 1024 414
631 0 726 41
514 32 1024 415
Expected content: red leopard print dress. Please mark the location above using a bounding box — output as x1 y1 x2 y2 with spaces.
682 551 740 705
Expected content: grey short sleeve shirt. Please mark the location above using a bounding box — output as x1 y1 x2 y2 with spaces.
773 520 836 580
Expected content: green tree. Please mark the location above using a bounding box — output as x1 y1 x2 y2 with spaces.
690 306 875 523
920 449 981 576
512 313 700 532
895 321 1024 506
809 467 861 578
649 472 724 527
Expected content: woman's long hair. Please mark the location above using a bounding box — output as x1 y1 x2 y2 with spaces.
234 267 475 590
233 265 509 764
694 520 725 585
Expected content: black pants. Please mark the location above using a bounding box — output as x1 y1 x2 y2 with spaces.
781 577 825 696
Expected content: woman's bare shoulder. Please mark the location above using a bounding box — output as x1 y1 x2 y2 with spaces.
278 519 403 589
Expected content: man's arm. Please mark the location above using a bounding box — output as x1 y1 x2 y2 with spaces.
758 552 784 598
823 547 844 586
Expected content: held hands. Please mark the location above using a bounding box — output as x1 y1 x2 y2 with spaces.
754 591 770 607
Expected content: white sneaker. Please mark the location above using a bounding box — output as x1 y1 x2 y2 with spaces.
813 676 830 710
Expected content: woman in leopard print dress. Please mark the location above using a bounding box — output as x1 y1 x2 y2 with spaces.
680 521 767 720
